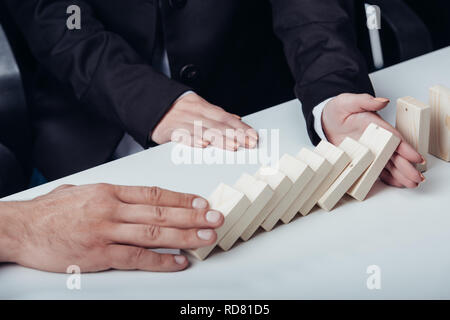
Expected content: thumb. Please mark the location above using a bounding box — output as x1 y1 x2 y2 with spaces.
339 93 390 114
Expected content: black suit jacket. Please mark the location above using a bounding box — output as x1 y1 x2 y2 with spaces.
0 143 27 197
4 0 374 180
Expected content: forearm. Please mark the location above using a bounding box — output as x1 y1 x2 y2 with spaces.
4 0 191 148
0 201 26 263
270 0 374 144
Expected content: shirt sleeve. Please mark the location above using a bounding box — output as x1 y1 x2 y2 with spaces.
312 97 334 142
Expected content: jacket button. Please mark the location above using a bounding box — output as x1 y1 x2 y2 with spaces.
180 64 199 82
169 0 187 9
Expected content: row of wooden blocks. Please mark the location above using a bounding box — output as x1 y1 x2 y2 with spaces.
186 84 450 260
396 85 450 170
186 123 399 260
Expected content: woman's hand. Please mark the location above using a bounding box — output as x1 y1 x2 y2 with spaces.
322 93 426 188
152 93 258 150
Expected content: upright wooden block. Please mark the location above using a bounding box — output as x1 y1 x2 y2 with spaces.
240 168 293 241
347 123 400 201
260 154 314 231
429 85 450 162
396 96 431 172
281 148 332 223
186 183 250 260
219 174 273 251
318 138 375 211
298 141 351 215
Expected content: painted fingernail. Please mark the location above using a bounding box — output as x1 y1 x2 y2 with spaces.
206 211 221 223
192 198 208 209
174 255 186 265
249 137 258 148
197 229 214 240
374 97 390 103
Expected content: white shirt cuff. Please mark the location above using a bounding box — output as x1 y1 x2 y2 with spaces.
176 90 196 101
312 97 334 142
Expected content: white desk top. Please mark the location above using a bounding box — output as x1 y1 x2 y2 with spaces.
1 47 450 299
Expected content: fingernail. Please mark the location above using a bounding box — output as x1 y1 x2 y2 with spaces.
192 198 208 209
206 211 221 223
232 114 241 119
174 255 186 265
420 173 426 182
248 137 258 148
197 229 214 240
374 97 390 103
248 130 258 139
420 156 427 165
226 142 239 151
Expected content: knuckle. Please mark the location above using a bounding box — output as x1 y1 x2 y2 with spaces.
146 186 162 202
144 225 161 241
128 247 146 266
152 206 167 224
94 183 113 195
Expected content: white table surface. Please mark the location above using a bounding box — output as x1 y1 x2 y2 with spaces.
1 47 450 300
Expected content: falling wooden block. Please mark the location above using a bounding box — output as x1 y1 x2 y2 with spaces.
429 85 450 162
347 123 400 201
186 183 250 260
260 154 314 231
281 148 332 223
396 96 431 172
318 138 375 211
240 167 293 241
219 174 273 251
298 141 351 215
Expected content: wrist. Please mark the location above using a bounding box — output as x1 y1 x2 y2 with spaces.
0 201 28 263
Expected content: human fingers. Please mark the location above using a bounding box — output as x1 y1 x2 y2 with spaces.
115 204 224 229
385 160 419 188
107 224 217 249
379 168 403 188
113 185 209 209
390 153 425 184
106 244 189 272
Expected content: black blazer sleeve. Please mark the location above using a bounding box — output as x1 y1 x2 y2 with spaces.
270 0 375 145
4 0 191 148
0 144 27 198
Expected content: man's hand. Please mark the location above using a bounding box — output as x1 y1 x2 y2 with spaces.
322 93 426 188
0 184 224 273
152 93 259 150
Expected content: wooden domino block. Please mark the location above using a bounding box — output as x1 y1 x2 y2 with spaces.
429 85 450 162
186 183 250 260
347 123 400 201
281 148 332 223
260 154 314 231
298 141 351 215
318 138 375 211
240 167 293 241
219 174 273 251
396 96 431 172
